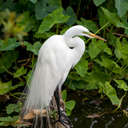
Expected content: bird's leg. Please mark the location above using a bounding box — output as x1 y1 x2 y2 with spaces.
54 87 61 118
54 87 73 128
59 90 65 109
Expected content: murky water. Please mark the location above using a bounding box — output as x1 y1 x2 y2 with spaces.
70 91 128 128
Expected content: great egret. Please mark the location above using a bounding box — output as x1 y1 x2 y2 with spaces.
23 25 105 127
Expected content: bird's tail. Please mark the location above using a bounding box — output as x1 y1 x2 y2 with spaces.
18 63 53 127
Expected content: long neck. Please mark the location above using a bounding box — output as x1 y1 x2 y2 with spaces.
63 35 85 67
64 27 80 39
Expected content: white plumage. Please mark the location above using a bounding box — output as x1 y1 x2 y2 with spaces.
24 25 105 113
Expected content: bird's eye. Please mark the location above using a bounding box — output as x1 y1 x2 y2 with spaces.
69 47 74 49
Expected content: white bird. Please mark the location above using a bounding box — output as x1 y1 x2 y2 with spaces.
23 25 105 126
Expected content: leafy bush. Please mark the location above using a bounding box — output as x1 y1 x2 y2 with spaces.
0 0 128 127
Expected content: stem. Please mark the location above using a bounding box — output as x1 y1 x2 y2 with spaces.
12 92 26 96
86 22 109 43
9 93 21 99
56 24 59 34
2 65 13 76
112 32 128 38
95 22 109 35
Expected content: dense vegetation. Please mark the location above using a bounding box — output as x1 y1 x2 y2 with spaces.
0 0 128 127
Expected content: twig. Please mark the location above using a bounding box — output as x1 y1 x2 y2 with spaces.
112 32 128 38
17 58 31 63
86 22 109 43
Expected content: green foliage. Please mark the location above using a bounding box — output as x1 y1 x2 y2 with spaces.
65 100 76 116
65 7 77 25
30 0 37 4
0 38 20 51
0 116 18 126
37 8 69 34
0 51 19 73
62 90 67 102
0 81 12 95
114 80 128 91
24 41 42 55
62 90 76 116
103 82 120 105
35 0 61 20
0 0 128 127
93 0 106 6
115 0 128 17
101 7 128 29
88 40 102 59
75 59 88 77
77 18 98 33
6 102 22 114
13 66 27 78
0 81 24 95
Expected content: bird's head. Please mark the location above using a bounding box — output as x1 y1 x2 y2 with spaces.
64 25 106 41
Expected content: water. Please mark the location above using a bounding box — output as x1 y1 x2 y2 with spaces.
70 91 128 128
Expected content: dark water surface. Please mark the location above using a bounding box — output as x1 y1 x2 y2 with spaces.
70 91 128 128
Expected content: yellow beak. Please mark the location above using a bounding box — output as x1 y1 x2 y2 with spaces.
88 33 106 41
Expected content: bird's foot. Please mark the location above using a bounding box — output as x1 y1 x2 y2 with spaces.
55 108 73 128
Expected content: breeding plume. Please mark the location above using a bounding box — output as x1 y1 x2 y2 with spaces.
23 25 105 125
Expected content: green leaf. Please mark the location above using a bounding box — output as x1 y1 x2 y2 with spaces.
9 82 24 92
17 12 36 32
75 59 88 77
88 37 112 57
114 39 122 59
104 46 112 56
68 81 77 90
35 0 61 20
85 67 110 90
114 38 128 62
103 82 120 105
0 51 19 73
66 100 76 110
37 8 69 34
121 15 128 34
62 90 67 101
65 100 76 116
77 18 98 33
0 116 18 126
93 0 106 6
101 7 128 29
115 0 128 17
6 102 22 114
0 38 20 51
0 81 12 95
0 81 24 95
13 66 27 78
30 0 37 4
0 116 18 122
114 80 128 91
98 9 110 28
77 81 87 89
35 31 55 39
24 41 42 55
0 122 10 126
95 55 121 73
0 116 19 126
69 81 86 90
0 0 16 11
88 40 106 59
65 6 77 25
